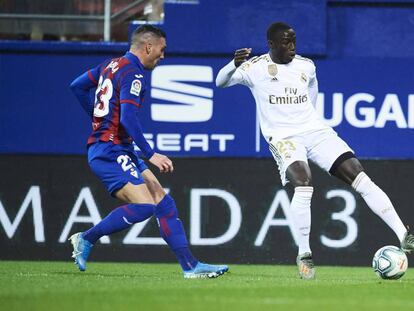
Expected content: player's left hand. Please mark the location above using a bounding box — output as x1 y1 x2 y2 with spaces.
234 48 252 67
149 152 174 173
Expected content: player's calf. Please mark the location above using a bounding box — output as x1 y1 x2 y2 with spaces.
155 195 230 277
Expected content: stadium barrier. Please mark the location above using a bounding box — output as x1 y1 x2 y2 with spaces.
1 155 412 266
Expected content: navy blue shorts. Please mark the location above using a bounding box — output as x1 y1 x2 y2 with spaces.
88 142 148 196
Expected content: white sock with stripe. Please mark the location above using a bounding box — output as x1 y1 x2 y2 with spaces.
291 186 314 255
352 172 406 241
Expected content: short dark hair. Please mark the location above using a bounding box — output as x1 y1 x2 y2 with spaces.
131 24 166 47
267 22 292 40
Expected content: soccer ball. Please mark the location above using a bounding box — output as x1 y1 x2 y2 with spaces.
372 245 408 280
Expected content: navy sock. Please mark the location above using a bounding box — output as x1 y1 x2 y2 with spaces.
155 195 198 271
83 203 155 244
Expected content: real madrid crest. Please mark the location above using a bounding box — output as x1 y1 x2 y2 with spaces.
300 73 308 84
268 64 278 76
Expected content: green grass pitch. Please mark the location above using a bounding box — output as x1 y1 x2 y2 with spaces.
1 261 413 311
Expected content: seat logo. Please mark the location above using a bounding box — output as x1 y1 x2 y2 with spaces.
150 65 213 122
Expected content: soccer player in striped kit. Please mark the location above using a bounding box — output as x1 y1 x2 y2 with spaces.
69 25 228 278
216 22 414 279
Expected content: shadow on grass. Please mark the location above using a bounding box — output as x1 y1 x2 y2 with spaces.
49 270 177 279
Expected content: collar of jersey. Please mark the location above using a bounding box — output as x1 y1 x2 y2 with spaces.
125 52 144 71
267 52 293 66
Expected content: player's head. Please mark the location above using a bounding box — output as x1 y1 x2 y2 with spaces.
267 22 296 64
130 25 166 70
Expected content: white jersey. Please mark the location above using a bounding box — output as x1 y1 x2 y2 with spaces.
216 53 330 141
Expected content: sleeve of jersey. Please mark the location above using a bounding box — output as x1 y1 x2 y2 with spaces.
120 104 154 159
216 60 251 88
119 72 144 108
308 65 318 107
119 73 154 159
70 67 99 117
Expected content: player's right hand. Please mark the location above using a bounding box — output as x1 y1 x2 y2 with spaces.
234 48 252 67
149 152 174 173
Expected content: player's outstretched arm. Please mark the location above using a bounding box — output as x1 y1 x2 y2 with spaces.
70 69 99 117
119 72 173 173
215 48 252 88
308 69 319 107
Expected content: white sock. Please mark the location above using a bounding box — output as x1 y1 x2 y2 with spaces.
352 172 407 241
291 186 313 255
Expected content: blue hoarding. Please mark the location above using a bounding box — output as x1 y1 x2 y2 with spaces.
142 57 414 159
0 50 413 158
159 0 326 55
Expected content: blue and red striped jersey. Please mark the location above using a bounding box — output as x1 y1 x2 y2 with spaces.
86 52 146 145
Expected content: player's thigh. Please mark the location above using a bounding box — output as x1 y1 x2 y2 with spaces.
141 169 167 204
269 138 308 186
128 152 166 203
114 182 155 204
307 130 354 175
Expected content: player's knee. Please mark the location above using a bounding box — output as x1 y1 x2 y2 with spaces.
292 178 312 187
332 157 364 185
114 182 155 204
152 186 167 203
145 179 166 202
154 194 178 218
286 161 312 187
124 203 155 222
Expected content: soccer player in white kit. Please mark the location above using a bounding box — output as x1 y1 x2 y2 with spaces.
216 22 414 279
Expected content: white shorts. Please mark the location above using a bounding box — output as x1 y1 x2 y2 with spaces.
268 128 354 185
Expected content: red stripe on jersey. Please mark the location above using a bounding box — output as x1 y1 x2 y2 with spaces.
101 91 132 145
87 135 98 145
120 99 141 108
87 70 98 85
105 92 121 143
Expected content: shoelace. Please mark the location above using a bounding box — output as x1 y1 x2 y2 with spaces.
70 236 82 257
72 250 82 258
